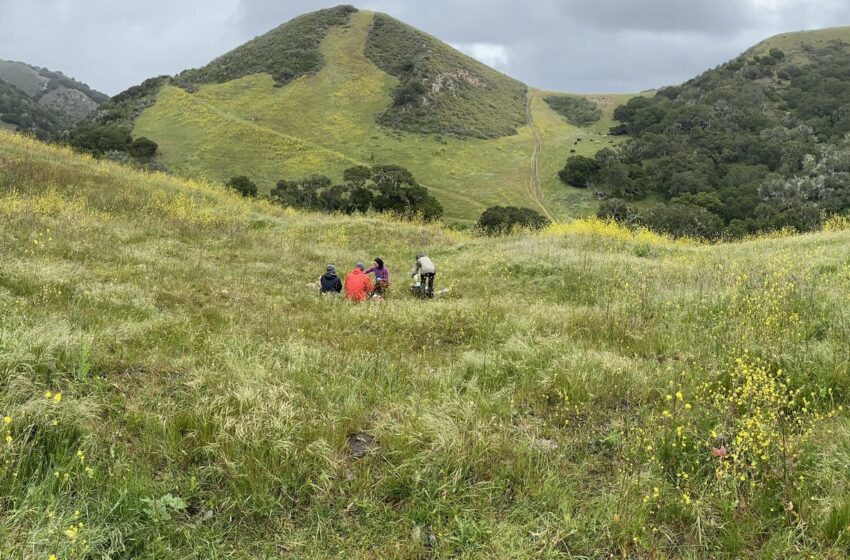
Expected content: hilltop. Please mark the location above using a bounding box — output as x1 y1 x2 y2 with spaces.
3 128 850 558
77 6 622 224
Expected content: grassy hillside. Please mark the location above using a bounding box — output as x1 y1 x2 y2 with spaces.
531 89 633 219
4 130 850 558
0 59 108 120
364 13 527 138
130 9 621 224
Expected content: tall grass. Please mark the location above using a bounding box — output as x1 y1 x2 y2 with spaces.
2 129 850 558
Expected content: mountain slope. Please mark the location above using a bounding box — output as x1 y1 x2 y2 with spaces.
586 26 850 237
0 79 67 139
80 6 617 223
0 59 108 120
364 13 527 138
3 129 850 558
173 5 358 89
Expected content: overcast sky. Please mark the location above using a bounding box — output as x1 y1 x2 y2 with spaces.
2 0 850 96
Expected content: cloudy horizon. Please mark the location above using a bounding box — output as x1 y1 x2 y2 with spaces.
1 0 850 96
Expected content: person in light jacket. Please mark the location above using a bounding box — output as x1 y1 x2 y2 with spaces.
410 253 436 298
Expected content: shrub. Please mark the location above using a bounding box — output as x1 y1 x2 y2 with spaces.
597 198 641 224
69 124 132 156
343 166 372 187
544 95 603 126
558 155 599 188
269 165 442 220
476 206 550 235
226 176 258 198
128 137 158 159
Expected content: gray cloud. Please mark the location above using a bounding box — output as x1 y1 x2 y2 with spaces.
1 0 849 95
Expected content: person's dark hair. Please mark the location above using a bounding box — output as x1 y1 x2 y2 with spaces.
375 257 384 268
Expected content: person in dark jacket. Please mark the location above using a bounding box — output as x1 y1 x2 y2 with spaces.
319 264 343 294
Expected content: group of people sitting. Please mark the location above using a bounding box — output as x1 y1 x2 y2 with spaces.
319 254 437 301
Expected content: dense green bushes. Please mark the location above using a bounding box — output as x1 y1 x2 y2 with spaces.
226 176 258 197
476 206 549 235
544 95 602 126
267 164 443 220
566 41 850 238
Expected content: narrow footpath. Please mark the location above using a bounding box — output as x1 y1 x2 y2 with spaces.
525 92 555 222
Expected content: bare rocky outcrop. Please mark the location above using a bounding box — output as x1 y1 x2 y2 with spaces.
39 86 99 120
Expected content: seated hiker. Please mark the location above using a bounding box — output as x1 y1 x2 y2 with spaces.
410 253 436 299
319 264 342 294
344 262 373 302
365 257 390 296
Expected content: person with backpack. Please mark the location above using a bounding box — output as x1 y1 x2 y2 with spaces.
365 257 390 297
410 253 436 298
319 264 342 294
344 262 373 302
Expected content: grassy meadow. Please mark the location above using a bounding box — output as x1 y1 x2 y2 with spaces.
134 11 626 225
3 130 850 558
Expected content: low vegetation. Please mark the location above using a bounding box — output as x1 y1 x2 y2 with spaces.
4 128 850 558
543 95 602 126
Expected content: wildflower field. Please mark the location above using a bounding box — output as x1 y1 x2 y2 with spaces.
2 129 850 558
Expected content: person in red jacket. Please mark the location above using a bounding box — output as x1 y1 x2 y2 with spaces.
344 263 373 302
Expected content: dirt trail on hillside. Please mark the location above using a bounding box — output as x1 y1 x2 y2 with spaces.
525 92 555 222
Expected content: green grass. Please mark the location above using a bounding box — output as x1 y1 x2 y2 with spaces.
748 25 850 63
532 89 636 219
3 129 850 558
134 11 629 225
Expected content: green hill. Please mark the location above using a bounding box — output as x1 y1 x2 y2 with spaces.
0 59 108 121
363 13 527 138
589 26 850 238
4 128 850 558
78 6 623 224
0 79 67 140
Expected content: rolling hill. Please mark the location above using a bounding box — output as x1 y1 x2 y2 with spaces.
584 26 850 238
3 127 850 558
79 6 625 224
0 78 67 139
0 59 108 120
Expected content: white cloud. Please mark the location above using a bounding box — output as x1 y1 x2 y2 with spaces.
452 43 511 69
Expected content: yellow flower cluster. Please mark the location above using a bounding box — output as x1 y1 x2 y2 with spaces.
542 217 691 246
